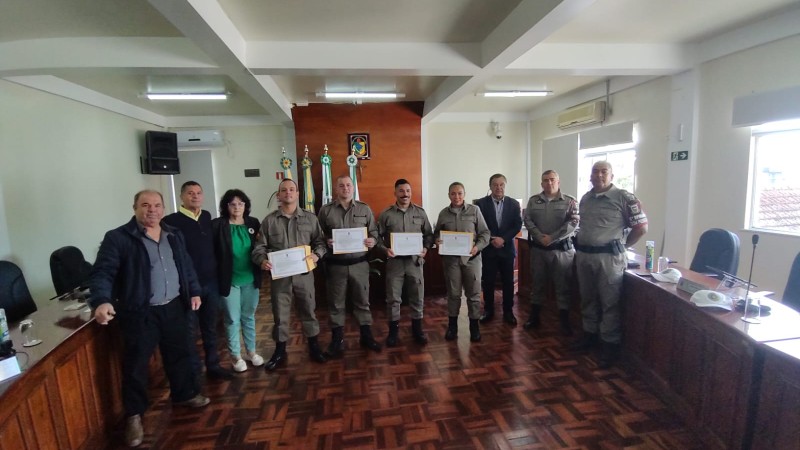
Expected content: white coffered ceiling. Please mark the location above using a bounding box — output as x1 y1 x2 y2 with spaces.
1 0 798 127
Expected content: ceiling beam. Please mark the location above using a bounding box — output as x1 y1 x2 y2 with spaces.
422 0 595 124
148 0 292 123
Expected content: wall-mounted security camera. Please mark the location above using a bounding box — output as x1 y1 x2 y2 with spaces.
492 121 502 140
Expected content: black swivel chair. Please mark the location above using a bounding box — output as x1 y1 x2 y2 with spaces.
689 228 741 276
49 246 93 296
0 260 38 322
782 252 800 312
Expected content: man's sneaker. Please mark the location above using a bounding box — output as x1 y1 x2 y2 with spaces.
246 352 265 367
125 414 143 447
175 394 210 408
232 358 247 373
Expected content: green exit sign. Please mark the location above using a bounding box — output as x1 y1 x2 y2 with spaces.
671 151 688 161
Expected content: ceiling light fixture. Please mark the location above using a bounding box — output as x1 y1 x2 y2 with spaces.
482 91 551 98
146 93 228 100
320 92 404 99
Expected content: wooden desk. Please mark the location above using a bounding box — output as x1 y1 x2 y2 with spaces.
0 299 121 449
751 339 800 449
623 261 800 450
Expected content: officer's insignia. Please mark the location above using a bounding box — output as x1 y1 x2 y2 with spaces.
536 199 544 204
630 204 640 214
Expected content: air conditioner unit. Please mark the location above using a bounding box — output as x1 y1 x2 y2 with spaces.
557 101 606 130
176 130 225 148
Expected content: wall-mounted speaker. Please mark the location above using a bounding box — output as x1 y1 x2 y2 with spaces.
142 130 180 174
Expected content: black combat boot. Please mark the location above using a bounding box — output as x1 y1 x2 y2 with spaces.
307 335 327 363
598 341 620 369
411 318 428 345
265 341 287 371
385 320 400 347
469 319 481 342
558 309 573 336
444 316 458 341
568 332 598 351
523 305 542 330
359 325 382 352
325 326 345 358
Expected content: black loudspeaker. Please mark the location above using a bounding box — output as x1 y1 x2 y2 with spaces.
142 130 180 174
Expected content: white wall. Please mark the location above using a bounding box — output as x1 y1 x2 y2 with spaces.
0 80 165 301
425 121 528 218
207 125 288 222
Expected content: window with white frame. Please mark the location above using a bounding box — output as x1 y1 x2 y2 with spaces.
746 119 800 235
578 144 637 194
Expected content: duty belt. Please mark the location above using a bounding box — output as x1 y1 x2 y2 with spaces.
575 242 619 255
326 255 369 266
529 239 572 251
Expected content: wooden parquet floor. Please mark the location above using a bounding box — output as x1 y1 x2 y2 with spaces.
105 287 704 449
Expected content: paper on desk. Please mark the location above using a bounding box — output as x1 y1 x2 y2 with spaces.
0 355 21 382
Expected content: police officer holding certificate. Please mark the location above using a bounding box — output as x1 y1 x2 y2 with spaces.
317 175 382 357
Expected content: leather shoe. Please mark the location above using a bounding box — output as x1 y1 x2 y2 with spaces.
206 365 234 380
125 414 143 447
503 313 517 326
175 394 210 408
479 313 494 324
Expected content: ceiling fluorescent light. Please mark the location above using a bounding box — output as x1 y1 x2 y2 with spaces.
146 93 228 100
323 92 402 99
482 91 551 98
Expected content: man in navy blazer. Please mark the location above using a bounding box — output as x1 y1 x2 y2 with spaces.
476 174 522 325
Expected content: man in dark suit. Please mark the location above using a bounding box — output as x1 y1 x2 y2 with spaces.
476 174 522 325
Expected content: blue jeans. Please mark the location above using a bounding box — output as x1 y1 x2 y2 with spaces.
221 283 260 357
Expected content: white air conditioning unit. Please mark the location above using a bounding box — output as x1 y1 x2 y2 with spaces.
557 101 606 130
176 130 225 148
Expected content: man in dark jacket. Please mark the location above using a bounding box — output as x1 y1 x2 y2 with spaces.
162 181 233 380
476 174 522 325
89 190 210 447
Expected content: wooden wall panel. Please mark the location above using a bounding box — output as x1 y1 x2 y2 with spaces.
292 102 424 217
55 351 92 449
0 413 27 450
26 381 59 449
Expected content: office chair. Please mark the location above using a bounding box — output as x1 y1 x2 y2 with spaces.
783 252 800 312
49 246 93 296
689 228 741 276
0 260 38 322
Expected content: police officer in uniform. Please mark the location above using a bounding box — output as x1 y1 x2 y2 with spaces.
317 175 381 357
572 161 648 368
377 179 434 347
523 170 579 335
252 178 328 370
435 182 491 342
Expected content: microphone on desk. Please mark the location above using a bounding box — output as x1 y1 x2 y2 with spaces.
741 234 760 323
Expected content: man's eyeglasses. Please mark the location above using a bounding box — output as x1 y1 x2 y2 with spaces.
228 202 246 208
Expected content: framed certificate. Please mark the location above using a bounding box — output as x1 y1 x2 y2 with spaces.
391 232 423 256
268 245 315 279
438 231 473 256
332 227 368 254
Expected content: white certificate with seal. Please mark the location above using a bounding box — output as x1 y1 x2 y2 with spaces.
391 232 423 256
438 231 473 256
268 245 315 279
332 227 368 254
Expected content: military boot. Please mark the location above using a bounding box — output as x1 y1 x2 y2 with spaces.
469 319 481 342
325 326 345 358
308 335 327 363
412 318 428 345
444 316 458 341
265 341 287 371
359 325 382 352
385 320 400 347
523 305 542 330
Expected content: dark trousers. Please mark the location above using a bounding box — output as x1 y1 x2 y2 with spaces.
187 280 222 372
481 255 515 315
120 299 198 417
